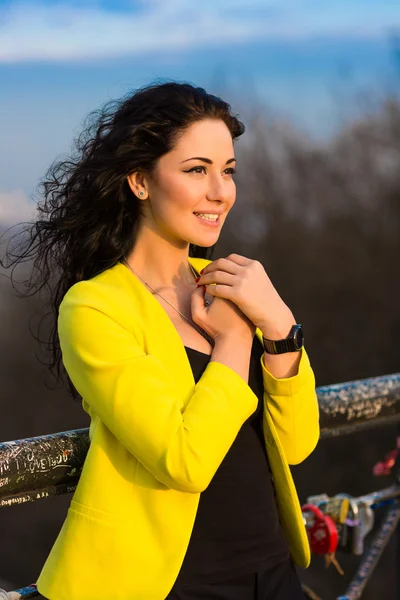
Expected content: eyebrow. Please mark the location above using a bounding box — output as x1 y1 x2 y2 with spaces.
181 157 236 164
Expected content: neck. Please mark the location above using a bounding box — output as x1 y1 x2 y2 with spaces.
123 228 197 291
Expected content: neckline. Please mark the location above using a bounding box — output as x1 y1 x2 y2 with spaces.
116 260 265 355
184 345 212 357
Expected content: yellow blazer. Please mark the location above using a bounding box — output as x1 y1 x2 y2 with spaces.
37 257 320 600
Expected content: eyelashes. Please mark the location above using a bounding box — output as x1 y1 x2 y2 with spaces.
184 166 236 176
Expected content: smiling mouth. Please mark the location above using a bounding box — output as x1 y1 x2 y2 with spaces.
193 213 221 226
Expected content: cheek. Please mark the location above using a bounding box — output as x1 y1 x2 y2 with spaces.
152 184 196 225
165 176 200 210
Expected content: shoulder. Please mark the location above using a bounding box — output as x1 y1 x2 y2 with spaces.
59 257 214 318
60 265 118 308
59 262 140 328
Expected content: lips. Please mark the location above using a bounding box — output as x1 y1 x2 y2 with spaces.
194 213 221 227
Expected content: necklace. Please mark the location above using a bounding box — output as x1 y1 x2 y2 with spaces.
121 257 215 348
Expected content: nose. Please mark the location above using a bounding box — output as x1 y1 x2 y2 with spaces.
206 175 234 204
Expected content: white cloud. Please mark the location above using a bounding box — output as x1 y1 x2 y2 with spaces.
0 0 396 63
0 190 37 227
0 1 271 62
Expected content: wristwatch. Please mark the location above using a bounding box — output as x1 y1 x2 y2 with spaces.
262 324 304 354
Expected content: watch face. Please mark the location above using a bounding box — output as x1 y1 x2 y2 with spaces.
294 326 304 348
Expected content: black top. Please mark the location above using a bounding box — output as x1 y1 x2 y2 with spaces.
174 335 290 586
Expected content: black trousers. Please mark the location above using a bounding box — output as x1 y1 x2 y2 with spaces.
165 557 306 600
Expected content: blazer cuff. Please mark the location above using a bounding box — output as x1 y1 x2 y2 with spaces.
259 346 313 396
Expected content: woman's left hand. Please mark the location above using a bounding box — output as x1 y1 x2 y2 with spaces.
197 254 295 338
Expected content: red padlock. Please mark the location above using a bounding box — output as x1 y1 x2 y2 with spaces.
302 503 339 555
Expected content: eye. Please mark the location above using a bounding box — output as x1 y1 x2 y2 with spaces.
184 166 237 175
185 166 206 174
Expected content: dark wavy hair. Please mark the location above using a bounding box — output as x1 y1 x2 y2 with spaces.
0 79 245 398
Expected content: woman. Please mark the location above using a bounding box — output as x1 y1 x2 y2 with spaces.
2 81 319 599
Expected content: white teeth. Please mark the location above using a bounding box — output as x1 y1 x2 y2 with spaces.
194 213 219 221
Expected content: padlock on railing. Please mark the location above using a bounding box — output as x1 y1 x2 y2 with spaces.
302 502 345 574
301 503 339 555
306 493 350 524
325 496 350 524
305 493 376 558
352 502 375 555
334 494 362 555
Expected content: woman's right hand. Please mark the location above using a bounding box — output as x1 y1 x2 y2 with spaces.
191 284 256 343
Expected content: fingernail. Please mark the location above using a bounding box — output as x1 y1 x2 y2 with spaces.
200 268 204 274
195 277 200 282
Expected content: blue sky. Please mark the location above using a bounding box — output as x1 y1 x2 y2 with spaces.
0 0 399 224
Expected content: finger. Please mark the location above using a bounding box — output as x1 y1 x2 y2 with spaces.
196 258 233 276
191 284 208 312
225 253 252 266
203 283 235 300
199 270 235 286
200 257 239 277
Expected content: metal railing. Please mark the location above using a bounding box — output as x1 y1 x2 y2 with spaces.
1 372 399 599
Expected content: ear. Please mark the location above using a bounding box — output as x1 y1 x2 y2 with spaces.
127 171 147 199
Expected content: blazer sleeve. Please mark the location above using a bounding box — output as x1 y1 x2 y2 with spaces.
58 283 259 494
259 346 320 465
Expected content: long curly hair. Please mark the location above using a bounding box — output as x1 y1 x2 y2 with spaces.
0 79 245 398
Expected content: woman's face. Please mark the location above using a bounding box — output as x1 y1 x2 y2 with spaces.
130 118 237 248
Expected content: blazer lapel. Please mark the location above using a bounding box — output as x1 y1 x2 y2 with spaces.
116 257 265 409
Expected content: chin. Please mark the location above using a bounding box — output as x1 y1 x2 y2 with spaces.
189 236 220 248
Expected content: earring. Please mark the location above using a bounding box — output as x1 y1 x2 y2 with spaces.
138 191 145 198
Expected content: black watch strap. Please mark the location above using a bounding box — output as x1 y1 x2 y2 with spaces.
262 324 304 354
